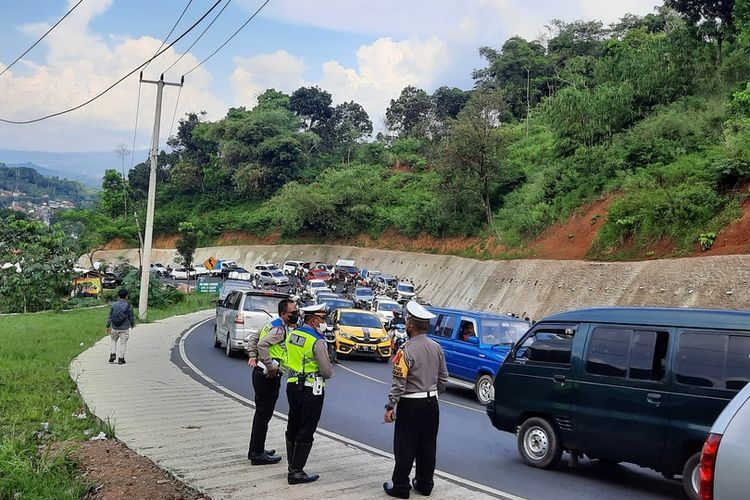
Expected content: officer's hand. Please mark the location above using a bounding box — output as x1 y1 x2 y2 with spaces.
384 408 394 423
248 358 258 368
106 327 111 335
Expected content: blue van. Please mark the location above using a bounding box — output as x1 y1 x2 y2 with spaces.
426 307 529 404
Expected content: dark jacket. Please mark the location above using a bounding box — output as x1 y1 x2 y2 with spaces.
107 299 135 329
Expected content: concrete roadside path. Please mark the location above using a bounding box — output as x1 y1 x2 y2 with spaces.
70 310 513 500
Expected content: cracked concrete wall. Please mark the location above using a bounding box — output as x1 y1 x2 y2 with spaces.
84 245 750 320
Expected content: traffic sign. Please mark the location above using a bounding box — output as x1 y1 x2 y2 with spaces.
204 256 218 271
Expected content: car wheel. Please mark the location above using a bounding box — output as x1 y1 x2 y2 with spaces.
681 452 701 500
475 374 495 405
213 324 221 348
225 334 233 358
517 417 562 469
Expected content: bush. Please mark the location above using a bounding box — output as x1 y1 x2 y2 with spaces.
120 270 183 309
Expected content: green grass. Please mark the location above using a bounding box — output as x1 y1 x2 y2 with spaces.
0 293 215 499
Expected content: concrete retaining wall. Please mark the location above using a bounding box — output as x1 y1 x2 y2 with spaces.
83 245 750 319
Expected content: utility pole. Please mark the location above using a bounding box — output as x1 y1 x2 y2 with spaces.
138 72 183 320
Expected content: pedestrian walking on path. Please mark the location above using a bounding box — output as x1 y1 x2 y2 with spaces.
246 298 298 465
106 289 134 365
383 301 448 499
284 303 334 485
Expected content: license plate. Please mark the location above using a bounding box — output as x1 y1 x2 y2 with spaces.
357 345 375 352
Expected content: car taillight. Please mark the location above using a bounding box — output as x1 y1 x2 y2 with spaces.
234 317 245 325
699 433 722 500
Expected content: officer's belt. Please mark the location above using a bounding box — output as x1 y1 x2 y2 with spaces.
401 391 438 399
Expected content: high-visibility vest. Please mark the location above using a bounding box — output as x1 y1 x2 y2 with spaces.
285 325 322 385
258 318 287 366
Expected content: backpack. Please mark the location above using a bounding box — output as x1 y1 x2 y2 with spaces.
111 303 131 328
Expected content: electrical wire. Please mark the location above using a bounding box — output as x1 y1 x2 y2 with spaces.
0 0 85 78
0 0 223 125
184 0 270 76
167 85 183 143
162 0 232 75
130 0 194 172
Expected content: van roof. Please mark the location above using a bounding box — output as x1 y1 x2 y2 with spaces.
541 307 750 331
427 306 525 322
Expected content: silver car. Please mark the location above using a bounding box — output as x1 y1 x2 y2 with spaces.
700 381 750 500
213 290 289 357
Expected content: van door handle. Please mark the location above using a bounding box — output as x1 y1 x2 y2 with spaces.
646 393 662 406
553 375 566 384
479 354 486 358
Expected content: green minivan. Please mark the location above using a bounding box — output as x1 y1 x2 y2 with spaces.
487 307 750 500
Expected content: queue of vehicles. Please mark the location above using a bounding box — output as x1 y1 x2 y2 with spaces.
208 256 748 499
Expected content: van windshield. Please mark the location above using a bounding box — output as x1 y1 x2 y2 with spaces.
481 319 528 346
397 284 414 293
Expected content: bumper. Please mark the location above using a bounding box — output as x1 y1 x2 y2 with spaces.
336 339 391 358
229 337 247 351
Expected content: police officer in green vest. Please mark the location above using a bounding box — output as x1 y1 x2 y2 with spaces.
246 298 297 465
284 303 334 484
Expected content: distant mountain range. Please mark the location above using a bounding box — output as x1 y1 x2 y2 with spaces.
0 149 150 187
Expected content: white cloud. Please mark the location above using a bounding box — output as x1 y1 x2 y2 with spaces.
320 37 448 128
230 50 307 106
0 0 226 152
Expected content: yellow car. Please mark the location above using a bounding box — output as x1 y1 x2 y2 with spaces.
332 308 391 361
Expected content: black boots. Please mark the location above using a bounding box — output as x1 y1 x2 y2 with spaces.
412 478 433 496
108 354 116 363
117 358 126 364
287 441 319 484
249 450 281 465
383 481 410 499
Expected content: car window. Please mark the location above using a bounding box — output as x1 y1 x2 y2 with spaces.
517 326 576 365
629 330 669 381
481 319 528 346
261 272 271 277
378 302 400 312
243 295 283 315
434 314 456 338
458 319 478 343
339 312 382 328
585 327 670 380
675 332 729 388
727 336 750 390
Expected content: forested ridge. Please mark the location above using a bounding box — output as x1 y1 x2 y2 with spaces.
58 2 750 260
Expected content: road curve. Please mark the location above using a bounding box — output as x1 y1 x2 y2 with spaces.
175 319 685 500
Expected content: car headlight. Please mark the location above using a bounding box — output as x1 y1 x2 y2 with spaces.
338 332 351 340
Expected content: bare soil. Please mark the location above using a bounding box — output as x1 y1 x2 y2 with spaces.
706 191 750 256
215 231 281 246
57 439 206 500
153 235 180 249
528 197 613 259
103 238 129 250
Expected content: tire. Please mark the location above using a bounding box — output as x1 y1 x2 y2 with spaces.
517 417 562 469
475 374 495 405
681 452 701 500
225 334 233 358
213 324 221 348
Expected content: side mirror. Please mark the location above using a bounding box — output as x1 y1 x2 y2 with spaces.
216 299 223 306
467 336 480 345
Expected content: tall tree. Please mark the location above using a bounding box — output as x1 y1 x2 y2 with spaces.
175 222 199 273
440 89 515 226
665 0 736 61
331 101 373 164
385 86 433 137
100 169 126 218
289 86 334 131
432 86 470 121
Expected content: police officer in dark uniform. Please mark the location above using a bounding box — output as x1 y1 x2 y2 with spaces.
246 298 297 465
383 301 448 498
284 303 334 485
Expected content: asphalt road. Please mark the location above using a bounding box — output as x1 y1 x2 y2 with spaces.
176 319 686 500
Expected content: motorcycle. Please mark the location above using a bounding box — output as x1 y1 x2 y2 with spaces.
389 322 408 355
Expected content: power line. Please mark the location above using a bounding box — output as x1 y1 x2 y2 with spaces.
130 0 194 175
184 0 271 76
167 85 183 143
163 0 232 75
0 0 223 125
0 0 85 78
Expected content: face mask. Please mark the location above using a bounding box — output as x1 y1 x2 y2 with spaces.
317 321 328 334
287 311 299 325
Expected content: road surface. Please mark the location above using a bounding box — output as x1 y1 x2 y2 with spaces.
175 319 685 500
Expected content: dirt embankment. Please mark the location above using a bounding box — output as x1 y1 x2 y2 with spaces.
706 194 750 256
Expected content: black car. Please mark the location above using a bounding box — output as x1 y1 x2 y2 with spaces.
101 272 122 289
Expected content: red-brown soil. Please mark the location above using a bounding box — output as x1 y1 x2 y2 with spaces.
706 190 750 256
215 231 281 246
153 235 180 249
528 197 613 259
343 230 487 255
103 238 129 250
51 439 205 500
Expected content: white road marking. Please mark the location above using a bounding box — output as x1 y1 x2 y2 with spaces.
337 363 486 414
178 320 526 500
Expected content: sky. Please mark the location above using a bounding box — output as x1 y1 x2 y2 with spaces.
0 0 662 153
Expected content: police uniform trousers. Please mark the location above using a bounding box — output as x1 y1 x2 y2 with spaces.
393 396 439 492
249 367 281 454
285 384 324 443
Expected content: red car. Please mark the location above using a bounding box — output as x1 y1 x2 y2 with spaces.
307 269 332 282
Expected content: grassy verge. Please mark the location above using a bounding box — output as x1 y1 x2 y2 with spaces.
0 293 215 499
